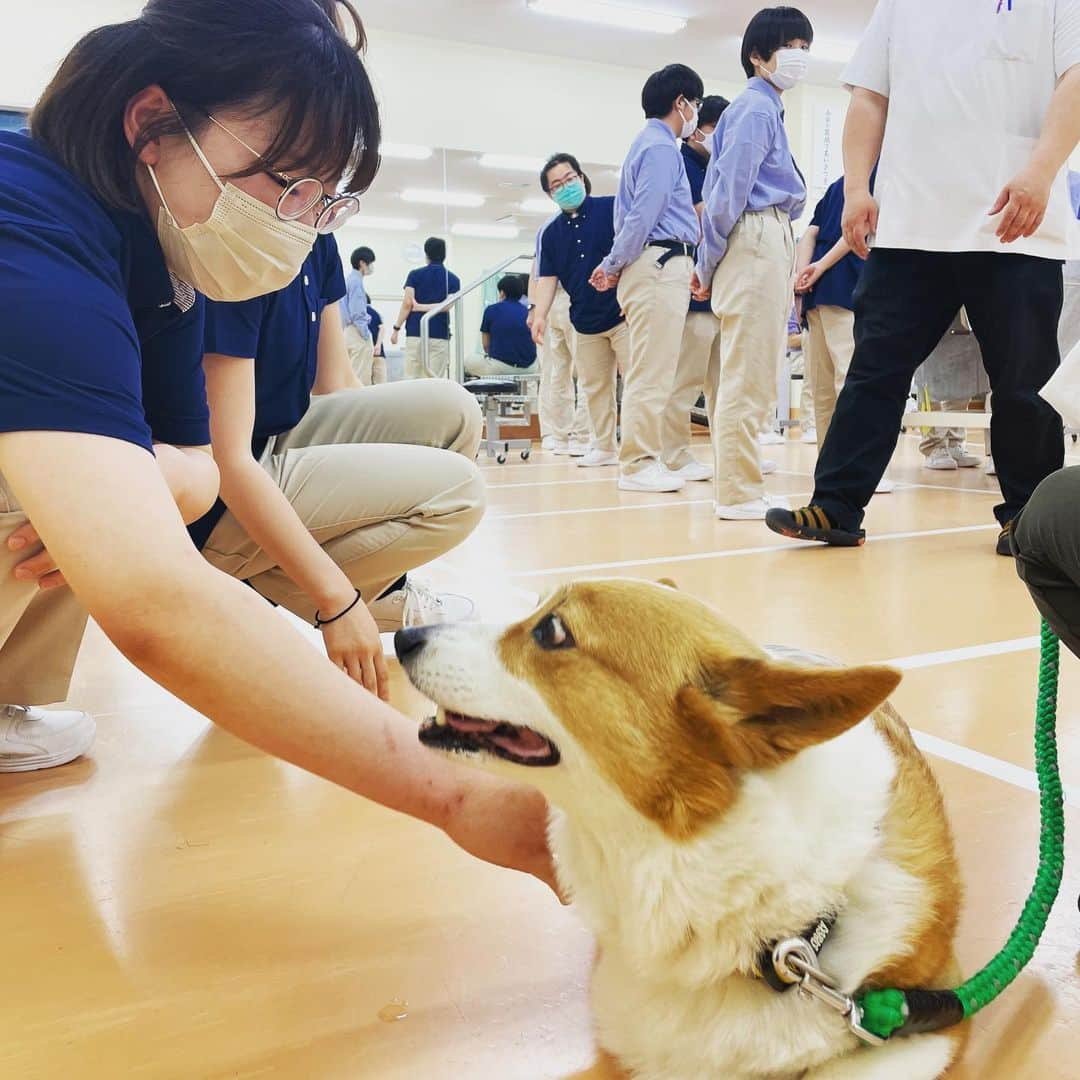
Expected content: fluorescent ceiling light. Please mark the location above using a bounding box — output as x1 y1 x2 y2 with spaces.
479 153 546 173
520 197 558 214
810 39 858 64
402 188 486 208
381 142 433 160
527 0 686 34
350 215 420 232
451 223 520 240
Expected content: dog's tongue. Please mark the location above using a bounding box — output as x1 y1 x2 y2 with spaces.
489 727 552 759
445 713 500 735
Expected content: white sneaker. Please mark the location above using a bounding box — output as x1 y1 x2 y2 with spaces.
577 449 619 468
948 445 981 469
758 431 786 446
715 495 789 521
618 463 686 493
0 705 95 773
925 447 958 471
541 435 557 451
667 459 714 483
875 477 897 494
554 440 589 458
368 580 475 632
547 438 570 454
801 427 818 445
762 459 778 476
986 456 997 476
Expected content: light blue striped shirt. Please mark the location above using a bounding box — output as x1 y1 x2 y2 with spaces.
342 268 372 339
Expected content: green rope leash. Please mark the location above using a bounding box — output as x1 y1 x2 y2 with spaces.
856 620 1065 1041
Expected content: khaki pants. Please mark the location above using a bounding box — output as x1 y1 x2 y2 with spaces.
616 248 694 474
405 338 451 380
202 381 485 619
344 325 386 386
663 309 721 470
540 292 590 443
708 209 795 505
804 305 855 442
465 356 538 378
574 322 630 455
0 475 88 704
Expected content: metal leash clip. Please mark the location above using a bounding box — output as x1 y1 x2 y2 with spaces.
772 938 887 1048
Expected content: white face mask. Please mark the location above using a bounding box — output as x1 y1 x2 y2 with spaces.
679 100 700 141
763 48 809 92
146 123 317 303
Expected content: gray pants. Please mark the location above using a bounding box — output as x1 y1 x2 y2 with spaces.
1014 467 1080 658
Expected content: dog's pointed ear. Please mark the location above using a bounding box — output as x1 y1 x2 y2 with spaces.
677 655 901 770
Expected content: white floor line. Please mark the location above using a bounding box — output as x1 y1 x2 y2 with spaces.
905 481 999 495
485 474 621 490
512 523 999 579
883 636 1040 671
489 498 716 522
908 729 1080 807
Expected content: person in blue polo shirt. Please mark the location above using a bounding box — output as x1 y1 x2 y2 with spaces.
664 94 729 482
592 64 704 494
468 275 538 377
390 237 462 379
197 231 482 698
530 153 628 469
366 304 388 384
0 0 556 893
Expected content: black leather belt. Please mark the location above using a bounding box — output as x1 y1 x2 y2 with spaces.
648 239 698 267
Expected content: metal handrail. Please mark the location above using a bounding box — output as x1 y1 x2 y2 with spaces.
419 252 534 381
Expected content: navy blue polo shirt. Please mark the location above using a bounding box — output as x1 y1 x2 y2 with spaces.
480 299 537 368
681 142 708 206
404 263 461 339
803 171 876 316
0 131 209 454
367 305 384 356
191 234 345 549
537 195 624 336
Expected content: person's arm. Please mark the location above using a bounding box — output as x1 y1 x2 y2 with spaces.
0 428 557 892
312 301 363 394
693 111 774 297
795 225 819 279
390 287 415 345
530 276 559 345
841 88 889 258
373 320 386 357
480 305 493 357
202 351 388 699
795 229 856 294
991 65 1080 243
595 146 680 281
481 332 492 355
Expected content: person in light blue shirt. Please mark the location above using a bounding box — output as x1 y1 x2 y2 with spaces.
590 63 704 495
343 245 380 384
692 6 812 521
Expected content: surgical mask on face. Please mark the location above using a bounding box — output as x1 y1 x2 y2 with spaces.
679 101 699 141
146 120 317 302
552 179 587 213
762 48 809 91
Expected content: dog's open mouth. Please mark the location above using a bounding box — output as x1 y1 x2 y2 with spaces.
419 711 561 767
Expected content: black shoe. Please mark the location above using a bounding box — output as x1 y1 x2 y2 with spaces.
997 521 1015 557
765 505 866 547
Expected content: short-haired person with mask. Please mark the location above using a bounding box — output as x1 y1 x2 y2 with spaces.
664 94 730 482
767 0 1080 555
532 153 628 468
692 7 811 520
0 0 555 892
468 275 538 377
391 237 462 380
590 64 704 493
342 244 379 385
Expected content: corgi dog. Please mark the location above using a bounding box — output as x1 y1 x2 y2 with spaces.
395 580 966 1080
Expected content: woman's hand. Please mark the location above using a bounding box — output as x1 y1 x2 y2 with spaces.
319 595 390 701
795 262 824 294
8 522 66 590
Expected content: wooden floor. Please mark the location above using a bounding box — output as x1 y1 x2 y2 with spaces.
4 434 1080 1079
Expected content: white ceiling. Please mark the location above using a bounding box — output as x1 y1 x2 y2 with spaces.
358 0 873 84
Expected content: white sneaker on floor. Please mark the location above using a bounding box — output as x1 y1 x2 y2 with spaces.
547 438 570 454
715 495 789 521
875 477 897 494
758 431 786 446
368 580 475 632
986 456 997 476
925 447 959 471
541 435 557 451
577 449 619 468
800 427 818 445
761 459 778 476
618 463 686 493
554 440 589 457
0 705 95 773
667 460 714 483
948 445 981 468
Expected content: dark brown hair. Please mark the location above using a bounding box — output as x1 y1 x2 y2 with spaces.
30 0 381 212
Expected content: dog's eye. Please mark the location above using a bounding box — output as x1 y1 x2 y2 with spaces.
533 613 574 651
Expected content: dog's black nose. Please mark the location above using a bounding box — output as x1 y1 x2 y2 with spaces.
394 625 432 661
